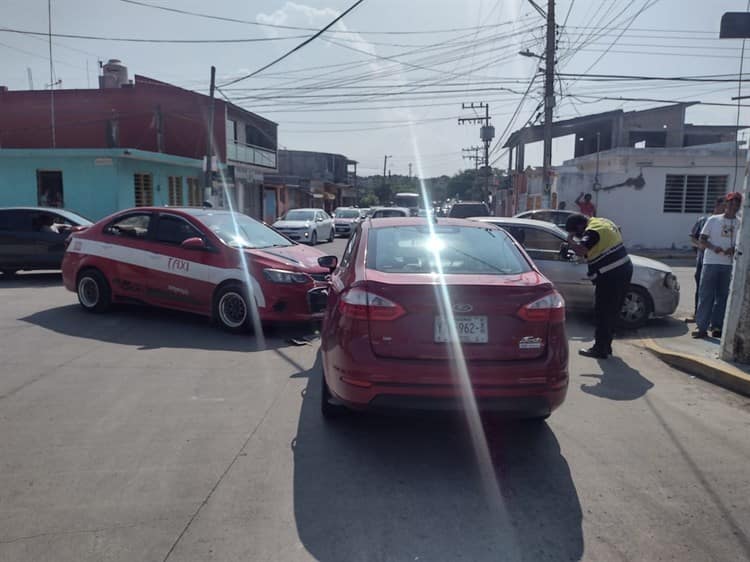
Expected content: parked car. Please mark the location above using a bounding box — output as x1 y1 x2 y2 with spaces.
62 207 336 331
514 209 578 229
320 217 569 419
470 217 679 328
448 201 490 218
370 207 410 218
272 208 333 245
332 207 361 237
0 207 92 276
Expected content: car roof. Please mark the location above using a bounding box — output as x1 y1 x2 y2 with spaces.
367 217 502 229
470 216 567 234
515 209 574 215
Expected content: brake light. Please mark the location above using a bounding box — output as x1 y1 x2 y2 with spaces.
517 291 565 323
339 287 406 321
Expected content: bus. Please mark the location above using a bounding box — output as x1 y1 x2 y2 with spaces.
394 192 421 214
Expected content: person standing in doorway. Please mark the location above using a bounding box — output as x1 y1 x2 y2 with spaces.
565 213 632 359
692 192 742 339
558 201 567 210
686 196 726 323
575 192 597 217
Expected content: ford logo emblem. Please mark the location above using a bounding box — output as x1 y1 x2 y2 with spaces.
453 303 473 313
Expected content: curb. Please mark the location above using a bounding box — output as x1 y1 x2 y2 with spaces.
635 337 750 397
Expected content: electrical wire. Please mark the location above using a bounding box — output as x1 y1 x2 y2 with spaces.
219 0 367 88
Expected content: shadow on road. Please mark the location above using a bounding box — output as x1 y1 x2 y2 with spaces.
20 304 320 352
0 271 62 288
580 357 654 401
291 354 584 562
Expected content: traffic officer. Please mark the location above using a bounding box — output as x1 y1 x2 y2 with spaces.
564 213 633 359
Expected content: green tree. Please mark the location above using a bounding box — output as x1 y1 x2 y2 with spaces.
359 192 379 207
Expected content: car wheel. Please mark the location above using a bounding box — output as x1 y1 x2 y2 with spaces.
214 284 251 333
321 371 347 420
310 231 318 246
328 228 334 243
618 285 653 330
77 269 111 313
1 269 18 277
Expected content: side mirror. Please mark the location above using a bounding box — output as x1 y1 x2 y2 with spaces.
316 217 324 222
181 237 207 250
318 255 338 273
559 242 576 261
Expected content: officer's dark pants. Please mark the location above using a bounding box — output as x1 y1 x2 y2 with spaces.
593 260 633 352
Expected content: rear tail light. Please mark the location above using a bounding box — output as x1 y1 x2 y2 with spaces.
517 291 565 323
339 287 406 321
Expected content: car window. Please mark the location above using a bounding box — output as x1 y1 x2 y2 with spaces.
366 225 530 275
284 210 314 221
154 214 203 246
373 209 407 218
335 209 360 219
339 225 361 271
200 212 294 248
0 210 32 232
518 227 564 252
448 203 489 218
104 213 152 240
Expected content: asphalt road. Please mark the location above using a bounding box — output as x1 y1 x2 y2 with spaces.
1 239 749 562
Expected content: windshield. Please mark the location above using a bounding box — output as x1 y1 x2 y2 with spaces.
335 209 360 219
201 212 294 248
56 209 93 226
367 225 530 275
283 210 314 221
449 204 489 218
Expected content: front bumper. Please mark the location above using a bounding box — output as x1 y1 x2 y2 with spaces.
650 285 680 317
276 229 311 242
259 282 329 322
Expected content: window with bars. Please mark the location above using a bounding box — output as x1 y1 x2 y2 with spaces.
187 178 202 206
134 173 154 207
168 176 183 206
663 174 727 213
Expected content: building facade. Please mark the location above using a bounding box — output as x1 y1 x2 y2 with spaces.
0 60 277 219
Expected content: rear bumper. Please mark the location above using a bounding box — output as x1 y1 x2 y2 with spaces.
323 343 568 415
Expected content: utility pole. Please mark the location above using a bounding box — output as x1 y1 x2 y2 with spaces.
458 103 494 202
542 0 556 208
382 154 391 188
204 66 216 204
47 0 56 148
719 11 750 363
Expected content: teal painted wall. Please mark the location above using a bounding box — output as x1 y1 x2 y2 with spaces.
0 149 202 220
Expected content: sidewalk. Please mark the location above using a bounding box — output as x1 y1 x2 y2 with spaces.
631 322 750 397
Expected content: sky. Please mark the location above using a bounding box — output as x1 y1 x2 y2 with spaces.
2 0 750 177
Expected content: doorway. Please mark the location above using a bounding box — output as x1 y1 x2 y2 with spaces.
37 170 64 208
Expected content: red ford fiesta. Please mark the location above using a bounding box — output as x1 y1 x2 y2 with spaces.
320 217 569 419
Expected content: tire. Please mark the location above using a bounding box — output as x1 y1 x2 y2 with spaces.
328 228 334 243
618 285 653 330
76 269 111 313
213 284 252 333
310 231 318 246
321 371 347 420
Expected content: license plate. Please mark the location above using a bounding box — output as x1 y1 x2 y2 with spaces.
434 315 488 343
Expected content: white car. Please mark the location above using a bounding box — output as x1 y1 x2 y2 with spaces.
272 208 334 245
471 217 680 329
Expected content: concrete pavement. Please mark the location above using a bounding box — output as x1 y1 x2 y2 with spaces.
1 240 749 561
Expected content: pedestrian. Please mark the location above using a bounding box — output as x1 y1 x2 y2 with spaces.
692 192 742 339
686 196 726 323
558 201 567 210
575 192 596 217
564 213 632 359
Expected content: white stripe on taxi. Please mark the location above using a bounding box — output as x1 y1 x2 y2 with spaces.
67 238 266 307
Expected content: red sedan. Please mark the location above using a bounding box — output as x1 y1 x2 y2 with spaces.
320 217 569 419
62 207 334 331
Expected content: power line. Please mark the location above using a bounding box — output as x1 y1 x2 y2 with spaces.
219 0 367 87
0 26 306 43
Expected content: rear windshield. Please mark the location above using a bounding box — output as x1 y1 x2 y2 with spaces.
373 209 407 218
449 204 489 218
335 209 360 218
366 225 531 275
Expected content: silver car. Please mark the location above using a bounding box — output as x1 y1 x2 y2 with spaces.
471 217 680 329
272 208 334 245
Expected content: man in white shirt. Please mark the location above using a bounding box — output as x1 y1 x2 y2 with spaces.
692 191 742 339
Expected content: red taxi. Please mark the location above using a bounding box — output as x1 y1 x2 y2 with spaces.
62 207 335 331
320 217 569 420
